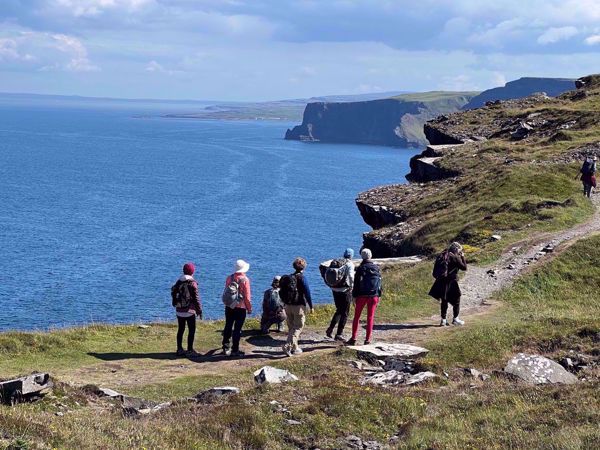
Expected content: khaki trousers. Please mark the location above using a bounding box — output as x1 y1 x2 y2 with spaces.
284 304 306 351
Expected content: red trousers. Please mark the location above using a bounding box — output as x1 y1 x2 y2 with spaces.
351 296 380 342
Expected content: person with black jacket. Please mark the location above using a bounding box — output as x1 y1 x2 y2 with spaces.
171 262 202 357
428 242 467 326
346 249 382 346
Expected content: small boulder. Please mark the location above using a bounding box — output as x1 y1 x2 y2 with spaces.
504 353 578 385
191 387 240 403
350 343 429 364
491 235 502 241
121 396 171 417
254 366 299 385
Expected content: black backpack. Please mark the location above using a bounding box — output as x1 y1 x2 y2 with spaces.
172 280 194 309
323 259 351 289
358 264 381 296
279 273 301 305
582 159 595 175
432 251 449 279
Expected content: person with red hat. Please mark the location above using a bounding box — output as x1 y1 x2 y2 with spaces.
171 262 202 356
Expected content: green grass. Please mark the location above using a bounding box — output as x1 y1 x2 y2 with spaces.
393 91 480 102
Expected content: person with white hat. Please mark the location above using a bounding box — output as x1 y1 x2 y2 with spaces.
221 259 252 357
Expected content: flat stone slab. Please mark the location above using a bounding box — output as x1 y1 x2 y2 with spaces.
192 386 240 403
254 366 299 385
350 343 429 361
362 370 437 386
0 373 53 405
504 353 578 385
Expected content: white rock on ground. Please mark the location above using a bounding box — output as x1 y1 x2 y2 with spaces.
350 343 429 361
253 366 299 385
504 353 578 385
362 370 437 386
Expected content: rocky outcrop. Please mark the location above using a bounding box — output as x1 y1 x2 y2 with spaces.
406 144 463 182
504 353 578 385
463 77 575 110
285 92 476 147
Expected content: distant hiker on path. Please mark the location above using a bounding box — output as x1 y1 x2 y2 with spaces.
260 276 286 334
346 249 382 346
579 155 597 198
429 242 467 326
171 262 202 357
322 248 355 341
221 259 252 357
280 257 313 356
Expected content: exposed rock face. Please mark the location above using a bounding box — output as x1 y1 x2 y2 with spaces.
192 387 240 403
285 93 475 147
254 366 299 385
0 373 53 405
504 353 579 385
406 144 463 182
463 77 575 110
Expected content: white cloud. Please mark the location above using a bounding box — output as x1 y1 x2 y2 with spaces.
491 72 507 87
52 0 154 17
584 34 600 45
537 26 578 44
145 60 182 75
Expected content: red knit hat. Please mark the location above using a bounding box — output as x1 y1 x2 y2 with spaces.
183 262 195 275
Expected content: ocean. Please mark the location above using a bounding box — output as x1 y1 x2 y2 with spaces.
0 100 418 331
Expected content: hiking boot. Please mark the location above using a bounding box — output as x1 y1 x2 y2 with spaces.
292 347 303 355
439 319 448 327
334 334 346 342
282 344 292 357
452 317 465 326
176 349 186 357
345 338 357 346
325 328 334 339
231 350 245 357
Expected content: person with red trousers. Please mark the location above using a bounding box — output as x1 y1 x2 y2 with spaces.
346 248 382 346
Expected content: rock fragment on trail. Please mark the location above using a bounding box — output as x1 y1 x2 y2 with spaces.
344 435 388 450
121 396 171 417
254 366 299 385
362 370 437 386
491 234 502 241
350 343 429 364
191 386 240 403
0 373 53 405
504 353 578 385
464 368 490 381
95 387 123 398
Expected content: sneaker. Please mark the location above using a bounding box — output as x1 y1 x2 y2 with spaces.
222 348 232 356
452 317 465 326
282 345 292 357
345 338 357 346
334 334 346 342
292 347 303 355
176 349 186 357
325 328 334 339
231 350 245 357
439 319 448 327
364 340 371 345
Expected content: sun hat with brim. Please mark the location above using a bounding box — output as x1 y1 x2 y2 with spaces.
234 259 250 273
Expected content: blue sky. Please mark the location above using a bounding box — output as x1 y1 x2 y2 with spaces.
0 0 599 101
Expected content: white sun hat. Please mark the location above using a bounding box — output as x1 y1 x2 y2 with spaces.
234 259 250 273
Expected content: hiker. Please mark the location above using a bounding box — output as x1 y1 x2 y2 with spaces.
346 249 382 346
579 155 597 198
322 248 355 341
280 257 313 356
221 259 252 357
171 262 202 357
428 242 467 326
260 276 286 334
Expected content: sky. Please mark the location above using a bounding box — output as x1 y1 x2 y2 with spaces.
0 0 599 101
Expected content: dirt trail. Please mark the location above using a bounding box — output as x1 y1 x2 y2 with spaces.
62 194 600 390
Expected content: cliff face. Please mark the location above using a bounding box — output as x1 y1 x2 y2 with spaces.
285 92 476 148
355 75 600 258
463 77 575 110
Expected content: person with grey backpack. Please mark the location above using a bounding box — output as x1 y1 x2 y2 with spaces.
322 248 355 341
221 259 252 357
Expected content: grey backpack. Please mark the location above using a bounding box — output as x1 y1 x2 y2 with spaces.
222 274 244 309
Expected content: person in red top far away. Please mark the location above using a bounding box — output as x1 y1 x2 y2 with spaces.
171 262 202 357
222 259 252 357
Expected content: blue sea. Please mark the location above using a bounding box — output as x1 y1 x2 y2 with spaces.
0 99 418 331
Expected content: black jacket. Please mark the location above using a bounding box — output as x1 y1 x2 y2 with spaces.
428 252 467 304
